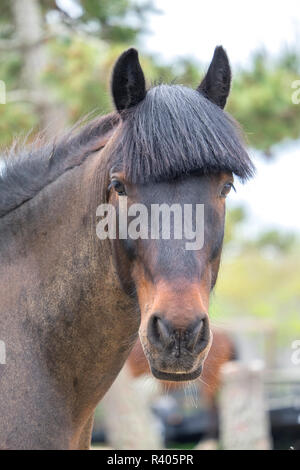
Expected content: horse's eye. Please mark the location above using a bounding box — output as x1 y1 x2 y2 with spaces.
110 179 126 196
220 182 235 198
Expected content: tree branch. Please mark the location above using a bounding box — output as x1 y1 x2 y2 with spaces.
6 89 46 104
0 34 53 52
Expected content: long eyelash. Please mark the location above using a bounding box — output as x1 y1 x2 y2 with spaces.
231 183 236 192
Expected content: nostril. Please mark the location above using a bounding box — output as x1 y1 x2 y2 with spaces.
156 317 170 344
148 315 171 347
186 316 210 353
186 319 204 351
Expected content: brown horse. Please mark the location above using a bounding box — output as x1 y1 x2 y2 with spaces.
0 46 253 449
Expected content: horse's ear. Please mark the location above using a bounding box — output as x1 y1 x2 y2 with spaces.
111 48 146 113
197 46 231 109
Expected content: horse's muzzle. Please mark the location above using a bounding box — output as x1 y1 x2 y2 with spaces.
143 313 212 382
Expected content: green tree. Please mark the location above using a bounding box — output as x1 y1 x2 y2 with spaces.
0 0 155 145
229 50 300 152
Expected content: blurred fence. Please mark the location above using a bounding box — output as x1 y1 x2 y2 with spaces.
92 321 300 450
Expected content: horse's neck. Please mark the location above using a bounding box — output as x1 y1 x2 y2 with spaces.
0 151 139 448
0 150 108 307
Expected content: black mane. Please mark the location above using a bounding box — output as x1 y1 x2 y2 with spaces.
111 84 254 183
0 113 118 218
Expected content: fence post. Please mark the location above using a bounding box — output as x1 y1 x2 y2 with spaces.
0 81 5 104
0 340 6 364
219 360 272 450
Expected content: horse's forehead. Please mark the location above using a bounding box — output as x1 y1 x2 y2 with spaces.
133 175 215 202
130 173 232 207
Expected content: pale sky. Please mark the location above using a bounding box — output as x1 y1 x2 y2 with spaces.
142 0 300 66
230 141 300 235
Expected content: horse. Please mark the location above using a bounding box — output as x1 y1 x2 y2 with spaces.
0 46 254 449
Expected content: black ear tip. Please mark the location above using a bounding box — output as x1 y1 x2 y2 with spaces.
215 45 226 53
127 47 138 56
123 47 138 58
117 47 139 63
112 48 139 73
213 45 229 64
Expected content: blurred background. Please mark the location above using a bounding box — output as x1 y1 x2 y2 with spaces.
1 0 300 450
